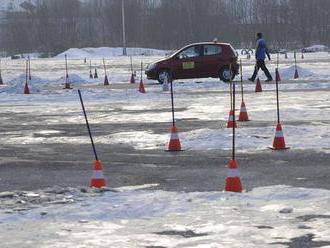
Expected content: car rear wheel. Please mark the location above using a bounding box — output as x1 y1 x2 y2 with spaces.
157 70 171 84
219 66 234 82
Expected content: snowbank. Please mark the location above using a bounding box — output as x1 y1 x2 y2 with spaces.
56 47 169 59
0 74 47 94
302 45 328 53
279 65 315 80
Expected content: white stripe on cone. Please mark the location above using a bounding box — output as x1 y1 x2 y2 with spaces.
227 168 240 177
275 130 284 137
171 132 179 140
240 107 247 112
92 170 104 179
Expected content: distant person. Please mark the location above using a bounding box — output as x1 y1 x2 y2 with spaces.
249 33 273 82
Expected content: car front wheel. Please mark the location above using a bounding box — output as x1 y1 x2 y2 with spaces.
219 66 234 82
157 70 171 84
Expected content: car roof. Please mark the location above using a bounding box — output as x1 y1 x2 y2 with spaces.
185 42 231 47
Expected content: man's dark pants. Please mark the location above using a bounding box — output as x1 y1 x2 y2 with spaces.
250 60 272 81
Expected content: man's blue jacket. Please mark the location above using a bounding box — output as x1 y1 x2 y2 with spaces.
256 38 270 60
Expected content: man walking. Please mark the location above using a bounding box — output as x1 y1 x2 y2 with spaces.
249 33 273 82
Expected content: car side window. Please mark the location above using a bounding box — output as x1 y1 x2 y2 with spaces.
203 45 222 56
177 46 202 59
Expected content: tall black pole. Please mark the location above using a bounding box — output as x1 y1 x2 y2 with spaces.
25 59 28 85
28 56 31 80
240 60 244 102
275 70 281 124
170 77 175 127
130 56 133 74
231 64 235 160
103 58 107 76
65 54 69 84
140 60 143 82
78 90 99 161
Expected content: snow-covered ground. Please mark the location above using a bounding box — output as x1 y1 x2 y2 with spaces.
1 51 330 246
55 47 170 59
1 185 330 247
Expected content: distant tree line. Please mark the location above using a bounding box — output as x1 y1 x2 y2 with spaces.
1 0 330 55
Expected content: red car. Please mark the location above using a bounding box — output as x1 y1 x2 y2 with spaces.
145 42 239 83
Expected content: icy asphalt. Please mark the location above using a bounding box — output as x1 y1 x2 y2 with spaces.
0 88 329 193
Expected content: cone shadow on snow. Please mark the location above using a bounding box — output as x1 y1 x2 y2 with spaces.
296 214 330 222
154 230 209 238
270 233 330 248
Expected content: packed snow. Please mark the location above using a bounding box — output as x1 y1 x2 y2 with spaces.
1 185 330 247
56 47 170 59
1 50 330 247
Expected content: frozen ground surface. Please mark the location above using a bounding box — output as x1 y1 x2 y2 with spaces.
0 52 330 247
1 185 330 248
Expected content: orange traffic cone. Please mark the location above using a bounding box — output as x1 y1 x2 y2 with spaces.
89 71 93 79
167 125 182 151
294 68 299 79
271 122 289 150
285 53 288 59
94 69 98 79
275 68 281 81
90 160 106 188
0 75 3 85
24 82 30 94
130 73 135 84
255 77 262 92
225 159 243 192
301 53 304 59
227 110 237 128
104 75 109 86
138 79 146 93
238 101 249 121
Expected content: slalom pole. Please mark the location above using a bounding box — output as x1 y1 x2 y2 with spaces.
240 60 244 102
89 60 93 79
167 74 182 151
24 59 30 94
28 56 31 81
130 55 134 75
275 70 280 124
140 60 143 83
130 56 135 84
25 59 28 86
65 54 69 79
103 58 107 76
103 58 109 86
170 76 175 127
270 66 289 150
78 89 106 188
227 64 236 128
64 54 72 89
138 59 146 93
78 89 99 161
238 60 249 121
0 59 3 85
231 64 235 160
224 63 243 193
294 51 299 79
229 75 233 110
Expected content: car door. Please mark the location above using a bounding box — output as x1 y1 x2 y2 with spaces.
171 45 203 79
199 44 223 77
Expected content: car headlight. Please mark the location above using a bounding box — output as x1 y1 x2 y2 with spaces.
147 63 157 70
